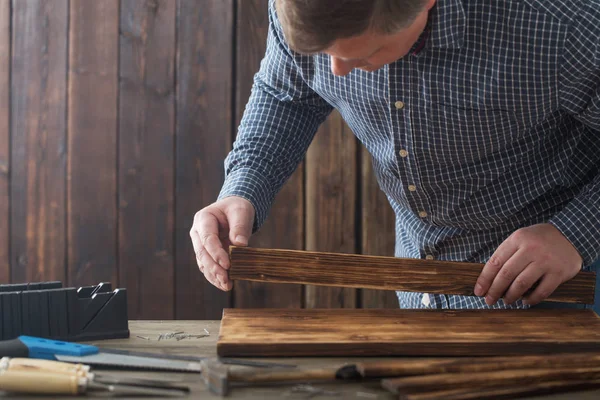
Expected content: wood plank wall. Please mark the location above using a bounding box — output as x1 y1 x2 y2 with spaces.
0 0 398 319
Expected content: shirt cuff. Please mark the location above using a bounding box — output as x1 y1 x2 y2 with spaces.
549 196 600 267
217 167 274 233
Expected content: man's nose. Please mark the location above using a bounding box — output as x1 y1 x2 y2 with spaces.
330 56 353 76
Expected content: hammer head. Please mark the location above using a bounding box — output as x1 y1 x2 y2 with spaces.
201 358 230 396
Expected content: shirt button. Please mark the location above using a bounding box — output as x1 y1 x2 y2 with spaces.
408 184 417 192
394 100 405 109
425 255 435 260
399 149 408 157
418 211 428 218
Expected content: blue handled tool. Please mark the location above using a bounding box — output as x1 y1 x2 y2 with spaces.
0 336 201 372
0 336 98 360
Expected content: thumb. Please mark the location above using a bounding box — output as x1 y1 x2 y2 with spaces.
227 202 254 247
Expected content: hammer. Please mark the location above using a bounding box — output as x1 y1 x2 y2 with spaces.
200 358 361 396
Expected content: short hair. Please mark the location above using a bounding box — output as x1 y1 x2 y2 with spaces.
275 0 429 54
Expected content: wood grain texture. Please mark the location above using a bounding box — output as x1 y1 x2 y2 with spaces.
233 0 303 309
386 366 600 397
10 0 68 283
0 0 9 283
360 353 600 378
175 0 233 319
360 149 398 308
217 308 600 357
397 380 600 400
229 247 596 304
118 0 175 319
68 0 119 287
305 112 357 308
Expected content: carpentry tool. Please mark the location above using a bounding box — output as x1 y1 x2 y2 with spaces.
201 358 362 396
0 357 190 397
201 352 600 396
0 335 202 372
103 347 297 369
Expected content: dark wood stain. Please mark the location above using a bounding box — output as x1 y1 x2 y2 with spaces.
0 0 9 284
174 0 233 319
118 0 176 319
386 367 600 399
10 0 67 283
361 149 399 308
305 112 357 308
217 308 600 357
229 246 596 304
67 0 119 287
233 0 304 309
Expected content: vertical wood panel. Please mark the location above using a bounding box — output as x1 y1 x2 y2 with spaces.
361 149 399 308
0 0 8 283
305 112 357 308
10 0 68 283
175 0 233 319
68 0 119 287
233 0 303 309
119 0 175 319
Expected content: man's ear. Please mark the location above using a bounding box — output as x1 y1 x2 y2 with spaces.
426 0 437 11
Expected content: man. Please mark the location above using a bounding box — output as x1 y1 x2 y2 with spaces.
191 0 600 309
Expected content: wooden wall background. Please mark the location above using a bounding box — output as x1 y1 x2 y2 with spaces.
0 0 398 320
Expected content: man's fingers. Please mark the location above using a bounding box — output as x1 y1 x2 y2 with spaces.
474 236 519 297
197 212 231 270
501 262 544 305
483 249 531 305
522 274 561 306
227 204 254 248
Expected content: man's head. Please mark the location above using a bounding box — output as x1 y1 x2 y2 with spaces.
276 0 436 76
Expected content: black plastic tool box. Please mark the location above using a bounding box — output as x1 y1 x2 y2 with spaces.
0 281 129 341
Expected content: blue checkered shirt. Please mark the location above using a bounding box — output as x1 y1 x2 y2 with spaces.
219 0 600 309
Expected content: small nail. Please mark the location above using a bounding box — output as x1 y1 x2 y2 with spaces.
474 283 483 296
235 235 248 246
485 295 494 305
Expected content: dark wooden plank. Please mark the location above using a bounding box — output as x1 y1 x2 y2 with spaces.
10 0 68 284
217 308 600 357
68 0 119 287
397 380 600 400
229 247 596 304
233 0 303 309
386 367 600 398
305 112 357 308
360 149 399 309
118 0 175 320
175 0 233 319
360 353 600 379
0 0 8 284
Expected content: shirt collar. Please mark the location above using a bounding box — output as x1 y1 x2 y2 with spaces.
422 0 466 51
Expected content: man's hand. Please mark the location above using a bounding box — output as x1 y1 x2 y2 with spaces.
190 196 255 291
474 223 583 306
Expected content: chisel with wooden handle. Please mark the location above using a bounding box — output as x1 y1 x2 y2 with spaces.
229 246 596 304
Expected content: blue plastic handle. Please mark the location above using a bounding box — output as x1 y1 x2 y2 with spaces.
18 336 99 360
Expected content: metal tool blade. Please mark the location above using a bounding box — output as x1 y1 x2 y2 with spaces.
55 353 202 373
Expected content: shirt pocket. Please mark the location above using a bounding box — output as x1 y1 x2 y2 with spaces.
421 102 523 168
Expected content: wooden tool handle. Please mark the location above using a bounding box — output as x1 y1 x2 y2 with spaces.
2 357 90 376
229 367 339 383
229 246 596 304
0 370 83 395
397 378 600 400
382 365 600 395
359 353 600 378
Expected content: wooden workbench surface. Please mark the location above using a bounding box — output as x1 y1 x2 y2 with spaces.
3 320 600 399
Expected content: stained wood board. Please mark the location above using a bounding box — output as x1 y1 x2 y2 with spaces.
229 247 596 304
217 308 600 357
